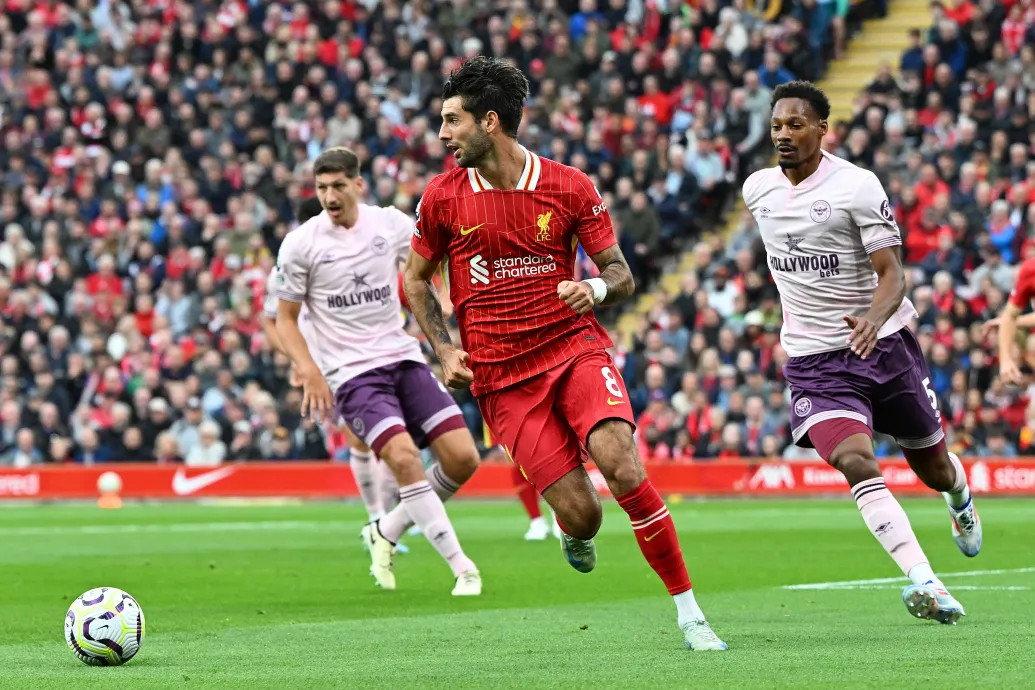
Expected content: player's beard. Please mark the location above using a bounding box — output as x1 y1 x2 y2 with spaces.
455 130 493 168
777 158 805 169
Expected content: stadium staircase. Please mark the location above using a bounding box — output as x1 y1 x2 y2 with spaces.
614 0 931 348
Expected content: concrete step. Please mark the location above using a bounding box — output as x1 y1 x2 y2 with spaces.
847 43 912 56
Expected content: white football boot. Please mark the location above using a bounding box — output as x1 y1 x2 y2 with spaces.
360 521 396 590
360 527 408 554
524 517 550 541
452 570 483 596
902 581 966 624
560 532 597 573
681 619 729 651
943 493 982 557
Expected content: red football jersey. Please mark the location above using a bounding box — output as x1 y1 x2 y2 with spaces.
1009 258 1035 309
411 149 617 396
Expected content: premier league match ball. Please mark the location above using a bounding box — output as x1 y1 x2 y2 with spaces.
64 587 145 666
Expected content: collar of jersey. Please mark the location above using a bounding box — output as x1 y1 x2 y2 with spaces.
467 147 540 193
779 150 833 192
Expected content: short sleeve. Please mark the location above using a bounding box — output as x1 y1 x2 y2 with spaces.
849 173 902 255
276 231 308 303
387 207 417 264
1009 260 1035 309
741 169 765 210
410 183 450 263
263 268 280 318
572 171 617 256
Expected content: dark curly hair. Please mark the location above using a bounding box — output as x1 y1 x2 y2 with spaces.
770 80 832 121
442 56 529 137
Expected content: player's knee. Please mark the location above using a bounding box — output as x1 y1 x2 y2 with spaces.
378 434 424 484
559 496 602 540
587 420 645 494
449 449 479 483
604 457 646 497
828 448 881 485
543 471 603 540
432 429 480 483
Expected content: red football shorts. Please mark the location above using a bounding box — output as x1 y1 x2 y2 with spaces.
477 349 636 493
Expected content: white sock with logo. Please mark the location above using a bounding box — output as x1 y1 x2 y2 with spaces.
349 449 383 521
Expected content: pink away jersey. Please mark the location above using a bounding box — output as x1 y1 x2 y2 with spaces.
276 207 425 393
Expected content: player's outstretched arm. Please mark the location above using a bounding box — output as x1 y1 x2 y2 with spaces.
846 247 906 359
276 299 334 419
997 302 1023 383
983 311 1035 336
403 250 474 388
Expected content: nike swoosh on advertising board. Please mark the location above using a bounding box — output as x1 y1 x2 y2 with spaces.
172 466 238 496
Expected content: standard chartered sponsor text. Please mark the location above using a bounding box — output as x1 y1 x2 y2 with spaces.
494 254 557 279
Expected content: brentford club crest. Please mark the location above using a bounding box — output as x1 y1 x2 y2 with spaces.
809 200 831 223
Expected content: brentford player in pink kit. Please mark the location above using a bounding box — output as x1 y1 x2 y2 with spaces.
744 81 981 624
275 147 482 596
262 197 402 536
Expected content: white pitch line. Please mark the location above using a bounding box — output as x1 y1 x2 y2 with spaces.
782 567 1035 590
0 520 346 537
794 585 1030 592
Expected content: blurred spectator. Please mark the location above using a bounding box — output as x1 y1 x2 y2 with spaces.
171 397 205 457
758 51 796 89
155 432 184 464
74 427 112 464
1 429 44 467
265 427 298 461
186 421 227 467
227 421 259 461
978 426 1017 458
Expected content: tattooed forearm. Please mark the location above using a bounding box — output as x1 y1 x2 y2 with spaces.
422 283 453 350
590 245 636 305
403 253 454 356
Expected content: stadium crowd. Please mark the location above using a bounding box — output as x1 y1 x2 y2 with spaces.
0 0 1030 467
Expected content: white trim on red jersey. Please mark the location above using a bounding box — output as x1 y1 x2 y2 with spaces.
466 148 541 193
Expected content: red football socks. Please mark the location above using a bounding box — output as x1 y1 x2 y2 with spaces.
513 465 542 519
616 479 692 595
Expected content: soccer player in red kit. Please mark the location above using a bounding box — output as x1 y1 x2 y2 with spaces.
994 257 1035 383
403 56 726 651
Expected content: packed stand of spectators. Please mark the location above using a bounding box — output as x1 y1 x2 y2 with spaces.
0 0 882 467
621 0 1035 462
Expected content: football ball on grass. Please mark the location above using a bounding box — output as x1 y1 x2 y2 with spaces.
64 587 145 666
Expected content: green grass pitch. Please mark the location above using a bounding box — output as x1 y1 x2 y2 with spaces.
1 498 1033 689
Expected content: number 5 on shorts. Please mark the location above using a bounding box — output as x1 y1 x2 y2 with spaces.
921 377 941 421
601 366 623 399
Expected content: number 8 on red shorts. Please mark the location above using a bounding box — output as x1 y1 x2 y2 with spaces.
477 350 636 493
